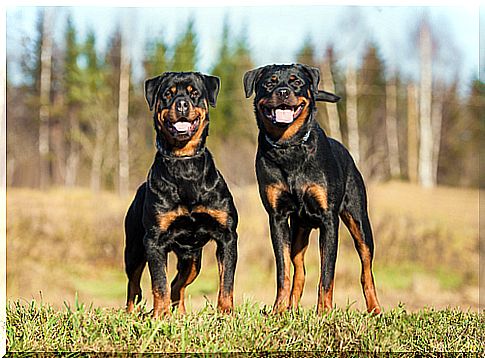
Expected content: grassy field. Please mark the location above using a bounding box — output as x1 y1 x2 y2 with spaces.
5 182 482 352
7 300 484 353
7 182 479 312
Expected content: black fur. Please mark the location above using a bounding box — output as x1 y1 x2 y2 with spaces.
244 64 381 314
125 72 238 317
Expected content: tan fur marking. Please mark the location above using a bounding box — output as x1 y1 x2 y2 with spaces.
280 98 309 141
172 109 208 157
193 206 229 227
157 207 189 231
217 261 233 313
257 97 310 141
290 227 310 308
303 183 328 210
172 259 199 314
273 245 292 313
158 108 169 127
152 263 171 318
340 210 381 314
126 263 145 313
265 182 289 209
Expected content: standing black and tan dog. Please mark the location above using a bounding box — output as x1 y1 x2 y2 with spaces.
124 72 238 318
244 64 381 314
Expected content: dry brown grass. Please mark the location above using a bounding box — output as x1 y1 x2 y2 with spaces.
6 181 480 312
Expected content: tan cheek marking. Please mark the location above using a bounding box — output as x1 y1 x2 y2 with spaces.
193 206 228 227
157 207 189 231
158 108 169 126
265 183 289 209
172 109 208 157
279 98 309 141
303 183 328 210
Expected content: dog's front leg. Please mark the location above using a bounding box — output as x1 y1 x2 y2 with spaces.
144 231 171 318
215 231 238 313
269 213 292 313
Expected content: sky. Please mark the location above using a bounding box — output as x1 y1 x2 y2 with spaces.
5 4 481 90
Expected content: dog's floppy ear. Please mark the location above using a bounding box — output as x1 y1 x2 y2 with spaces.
243 67 264 98
144 74 166 111
316 90 340 103
298 64 321 97
202 74 220 108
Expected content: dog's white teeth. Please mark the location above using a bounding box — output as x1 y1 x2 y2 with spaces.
173 122 191 132
275 109 294 123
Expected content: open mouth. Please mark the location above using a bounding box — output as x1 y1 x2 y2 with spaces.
262 103 305 126
165 117 200 138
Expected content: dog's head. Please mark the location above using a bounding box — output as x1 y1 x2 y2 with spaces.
145 72 220 156
243 64 339 141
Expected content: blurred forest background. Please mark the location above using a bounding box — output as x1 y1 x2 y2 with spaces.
6 6 482 312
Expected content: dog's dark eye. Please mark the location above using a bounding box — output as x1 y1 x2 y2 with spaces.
265 80 275 89
164 90 172 99
293 79 303 86
190 90 199 98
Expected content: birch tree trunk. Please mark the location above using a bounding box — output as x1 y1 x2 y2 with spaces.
39 9 53 189
407 84 419 184
385 75 401 178
65 109 79 187
346 61 360 165
90 119 103 192
321 60 342 141
418 22 434 188
431 88 443 185
118 32 130 197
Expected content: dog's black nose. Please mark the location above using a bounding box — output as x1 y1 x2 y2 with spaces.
276 88 291 99
175 99 190 115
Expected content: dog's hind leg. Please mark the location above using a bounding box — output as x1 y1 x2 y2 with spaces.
339 170 381 314
125 257 146 313
124 183 147 313
317 213 339 314
171 250 202 314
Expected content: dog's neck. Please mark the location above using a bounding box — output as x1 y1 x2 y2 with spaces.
155 136 207 159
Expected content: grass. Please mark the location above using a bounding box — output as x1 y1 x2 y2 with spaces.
6 183 480 312
6 299 483 353
5 183 482 353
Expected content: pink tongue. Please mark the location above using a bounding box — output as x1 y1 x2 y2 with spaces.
173 122 192 132
275 109 294 123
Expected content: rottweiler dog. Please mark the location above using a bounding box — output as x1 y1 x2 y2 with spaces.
124 72 238 318
244 64 381 314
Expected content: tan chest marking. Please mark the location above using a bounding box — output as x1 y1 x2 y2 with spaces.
303 183 328 210
157 207 189 231
157 205 228 231
193 206 229 227
265 182 289 209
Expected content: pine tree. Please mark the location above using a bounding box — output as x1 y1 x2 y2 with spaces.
63 14 83 187
210 18 235 138
144 38 168 77
171 18 197 72
296 36 316 66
